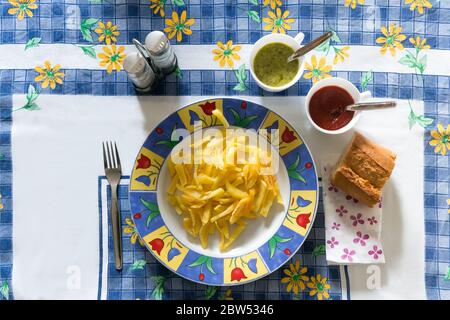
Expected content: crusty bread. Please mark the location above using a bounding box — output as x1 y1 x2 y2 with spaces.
331 132 396 207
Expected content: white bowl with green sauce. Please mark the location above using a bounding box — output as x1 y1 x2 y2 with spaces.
250 33 305 92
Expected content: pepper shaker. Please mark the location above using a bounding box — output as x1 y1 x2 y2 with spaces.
145 31 178 75
123 52 156 93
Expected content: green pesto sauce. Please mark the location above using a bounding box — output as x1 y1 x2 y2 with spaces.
254 43 299 87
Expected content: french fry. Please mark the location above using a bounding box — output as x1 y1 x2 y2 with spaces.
252 180 267 213
222 221 247 251
199 224 209 248
226 181 248 199
230 198 249 224
202 202 212 224
210 203 236 223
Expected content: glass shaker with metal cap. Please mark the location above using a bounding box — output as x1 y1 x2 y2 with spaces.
145 31 178 75
123 52 156 93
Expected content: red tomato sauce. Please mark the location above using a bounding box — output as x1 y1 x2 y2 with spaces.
309 86 355 131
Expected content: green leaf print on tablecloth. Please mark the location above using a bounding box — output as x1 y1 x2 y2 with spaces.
24 37 41 50
150 276 166 300
233 64 249 92
247 10 261 23
80 18 99 43
204 286 218 299
14 84 40 112
77 45 97 59
131 260 147 270
312 244 326 256
408 101 433 129
360 70 373 91
0 281 9 300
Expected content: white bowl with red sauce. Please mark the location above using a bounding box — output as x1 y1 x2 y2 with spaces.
305 77 372 134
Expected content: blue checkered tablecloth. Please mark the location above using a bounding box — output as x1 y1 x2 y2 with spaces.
0 0 449 300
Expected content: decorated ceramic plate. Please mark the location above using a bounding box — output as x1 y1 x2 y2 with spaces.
129 98 318 286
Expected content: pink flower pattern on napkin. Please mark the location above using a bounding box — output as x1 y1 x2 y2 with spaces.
331 222 340 230
345 194 359 203
335 205 348 217
321 162 384 264
341 248 356 262
367 216 378 225
327 237 339 248
368 245 383 260
328 184 338 192
353 231 369 246
350 213 365 226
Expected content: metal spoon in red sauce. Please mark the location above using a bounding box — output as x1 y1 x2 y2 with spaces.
308 86 355 131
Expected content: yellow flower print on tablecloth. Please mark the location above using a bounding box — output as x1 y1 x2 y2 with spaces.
410 36 430 50
304 55 332 84
212 40 241 68
447 199 450 213
263 8 295 34
98 44 126 73
150 0 166 17
376 23 406 56
164 10 195 42
123 217 145 246
429 124 450 156
307 274 331 300
34 61 65 90
405 0 432 15
0 194 3 210
281 261 309 294
333 46 350 64
7 0 37 21
219 289 233 300
344 0 365 9
263 0 282 10
94 21 120 45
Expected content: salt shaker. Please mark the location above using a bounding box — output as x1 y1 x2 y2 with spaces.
123 52 156 93
145 31 178 75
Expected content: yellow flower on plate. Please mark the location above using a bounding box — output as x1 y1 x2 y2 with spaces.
405 0 432 14
409 35 430 50
7 0 37 21
376 23 406 56
307 274 331 300
263 0 282 10
263 8 295 34
281 261 309 294
150 0 166 17
429 124 450 156
164 10 196 42
123 217 145 246
304 55 333 84
95 21 120 45
212 40 242 68
333 46 350 64
98 44 126 74
34 60 65 90
344 0 365 9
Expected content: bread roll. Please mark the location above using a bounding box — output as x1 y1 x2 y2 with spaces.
331 132 396 207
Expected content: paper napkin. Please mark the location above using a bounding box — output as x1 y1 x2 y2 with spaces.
321 156 385 265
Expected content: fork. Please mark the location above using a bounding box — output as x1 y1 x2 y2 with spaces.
102 141 123 271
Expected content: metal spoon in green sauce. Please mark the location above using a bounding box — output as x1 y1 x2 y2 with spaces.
253 43 299 87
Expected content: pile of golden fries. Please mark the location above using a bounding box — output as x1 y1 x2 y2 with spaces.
166 110 283 252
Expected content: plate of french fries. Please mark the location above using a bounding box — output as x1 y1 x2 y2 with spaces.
129 98 318 285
